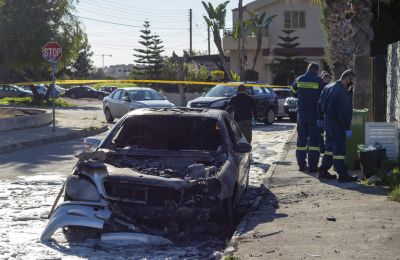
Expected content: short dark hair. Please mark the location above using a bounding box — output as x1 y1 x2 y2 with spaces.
237 84 246 92
307 62 319 72
340 69 356 80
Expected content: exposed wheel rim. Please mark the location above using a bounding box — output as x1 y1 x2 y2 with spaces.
71 94 76 99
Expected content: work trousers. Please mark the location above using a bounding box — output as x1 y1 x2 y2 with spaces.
320 121 333 171
296 116 320 172
237 120 252 144
325 119 348 177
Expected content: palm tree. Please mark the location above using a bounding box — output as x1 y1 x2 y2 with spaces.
202 1 233 81
246 11 277 71
301 0 391 119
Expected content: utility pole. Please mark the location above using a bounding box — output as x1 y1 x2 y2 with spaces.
207 26 211 55
238 0 245 80
101 54 112 68
189 9 192 55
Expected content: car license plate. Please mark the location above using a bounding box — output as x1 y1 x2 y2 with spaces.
289 108 297 112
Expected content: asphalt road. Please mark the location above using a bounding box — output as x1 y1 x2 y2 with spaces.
0 138 84 180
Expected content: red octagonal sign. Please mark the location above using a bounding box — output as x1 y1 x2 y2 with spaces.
42 42 62 62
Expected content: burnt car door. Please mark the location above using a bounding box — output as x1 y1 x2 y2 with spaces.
223 117 250 200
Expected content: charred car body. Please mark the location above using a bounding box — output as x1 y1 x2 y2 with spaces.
41 108 251 241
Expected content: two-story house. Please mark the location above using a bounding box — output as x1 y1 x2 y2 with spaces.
223 0 326 83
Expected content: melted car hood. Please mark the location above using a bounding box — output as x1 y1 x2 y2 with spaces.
105 164 188 190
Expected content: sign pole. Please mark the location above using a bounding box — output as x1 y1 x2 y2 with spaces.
51 62 57 132
42 42 62 132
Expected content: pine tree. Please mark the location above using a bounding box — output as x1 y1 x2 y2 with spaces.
270 30 307 85
70 35 93 79
132 21 165 79
149 34 164 79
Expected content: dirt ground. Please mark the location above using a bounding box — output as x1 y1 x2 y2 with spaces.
231 135 400 260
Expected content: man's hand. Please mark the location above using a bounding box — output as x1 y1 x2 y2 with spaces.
317 120 324 129
345 130 352 139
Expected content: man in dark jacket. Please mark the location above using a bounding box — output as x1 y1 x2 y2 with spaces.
228 84 257 143
290 63 324 173
321 69 358 182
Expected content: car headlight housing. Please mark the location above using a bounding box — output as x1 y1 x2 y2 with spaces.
210 100 226 108
65 175 101 202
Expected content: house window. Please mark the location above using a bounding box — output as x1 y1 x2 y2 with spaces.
284 11 306 29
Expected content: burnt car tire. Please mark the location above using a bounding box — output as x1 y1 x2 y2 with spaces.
264 108 275 126
62 226 101 241
98 94 104 100
217 197 234 222
104 108 114 123
70 93 77 99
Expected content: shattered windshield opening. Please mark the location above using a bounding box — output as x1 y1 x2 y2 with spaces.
112 116 223 151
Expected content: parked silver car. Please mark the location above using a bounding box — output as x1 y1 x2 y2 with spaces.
103 87 174 123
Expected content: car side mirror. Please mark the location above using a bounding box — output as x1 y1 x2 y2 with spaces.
122 96 131 102
84 137 101 151
234 142 252 153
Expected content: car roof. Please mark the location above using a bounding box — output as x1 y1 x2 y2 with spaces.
125 107 227 119
117 87 155 91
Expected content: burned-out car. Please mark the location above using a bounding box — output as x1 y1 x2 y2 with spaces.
41 108 251 241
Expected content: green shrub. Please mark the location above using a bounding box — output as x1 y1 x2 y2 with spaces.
389 185 400 202
0 97 74 107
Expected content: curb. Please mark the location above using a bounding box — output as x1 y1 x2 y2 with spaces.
0 124 108 155
224 127 297 258
261 126 297 190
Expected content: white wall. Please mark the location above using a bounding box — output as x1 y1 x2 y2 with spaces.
228 0 326 83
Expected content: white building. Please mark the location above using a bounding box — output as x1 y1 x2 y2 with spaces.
223 0 326 83
103 64 134 79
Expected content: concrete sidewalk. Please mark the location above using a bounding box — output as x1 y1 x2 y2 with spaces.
230 133 400 259
0 107 108 154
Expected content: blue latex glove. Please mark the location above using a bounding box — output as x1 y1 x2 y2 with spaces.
345 130 352 139
317 120 324 129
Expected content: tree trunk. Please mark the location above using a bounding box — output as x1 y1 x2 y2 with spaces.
252 32 262 71
325 1 353 79
213 29 233 81
350 0 374 120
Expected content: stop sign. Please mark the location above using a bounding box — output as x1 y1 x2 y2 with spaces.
42 42 62 62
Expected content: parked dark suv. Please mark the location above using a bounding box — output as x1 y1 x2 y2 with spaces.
187 83 278 125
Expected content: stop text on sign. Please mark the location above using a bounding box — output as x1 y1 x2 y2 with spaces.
42 42 62 62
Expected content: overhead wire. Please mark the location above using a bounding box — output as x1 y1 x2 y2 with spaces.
82 0 187 17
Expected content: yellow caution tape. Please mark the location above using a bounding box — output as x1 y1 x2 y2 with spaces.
1 79 289 89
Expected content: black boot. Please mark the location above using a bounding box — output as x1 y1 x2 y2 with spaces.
338 173 358 183
317 169 336 180
299 166 308 172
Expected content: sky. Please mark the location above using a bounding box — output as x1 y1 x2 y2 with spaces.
76 0 253 68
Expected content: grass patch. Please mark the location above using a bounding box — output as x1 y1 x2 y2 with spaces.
0 97 75 108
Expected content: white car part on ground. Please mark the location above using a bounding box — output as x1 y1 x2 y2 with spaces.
40 202 111 242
